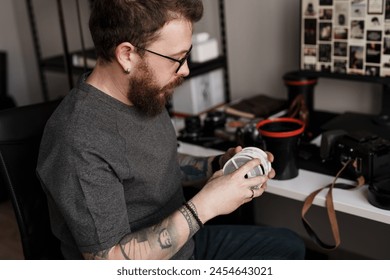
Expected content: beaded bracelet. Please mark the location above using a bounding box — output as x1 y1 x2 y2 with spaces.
184 202 204 228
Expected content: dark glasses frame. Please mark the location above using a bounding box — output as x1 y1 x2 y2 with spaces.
135 45 192 73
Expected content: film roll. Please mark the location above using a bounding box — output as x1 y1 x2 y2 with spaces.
222 147 272 189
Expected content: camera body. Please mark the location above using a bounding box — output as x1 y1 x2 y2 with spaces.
178 111 227 142
321 130 390 185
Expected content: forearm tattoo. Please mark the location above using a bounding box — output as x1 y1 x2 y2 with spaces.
85 222 176 260
83 204 202 260
179 202 201 238
178 154 211 183
118 229 154 260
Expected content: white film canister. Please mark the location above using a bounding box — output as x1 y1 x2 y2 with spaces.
222 147 272 189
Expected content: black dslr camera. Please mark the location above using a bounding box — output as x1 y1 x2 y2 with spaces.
320 130 390 185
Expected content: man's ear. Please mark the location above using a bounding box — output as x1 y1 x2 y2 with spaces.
115 42 137 74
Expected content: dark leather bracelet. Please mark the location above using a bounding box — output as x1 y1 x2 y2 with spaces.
211 155 222 172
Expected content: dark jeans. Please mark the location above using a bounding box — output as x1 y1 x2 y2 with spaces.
193 224 305 260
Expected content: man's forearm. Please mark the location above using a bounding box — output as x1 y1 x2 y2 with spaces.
178 153 216 187
83 202 201 260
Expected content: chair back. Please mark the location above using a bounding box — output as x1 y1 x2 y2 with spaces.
0 99 63 259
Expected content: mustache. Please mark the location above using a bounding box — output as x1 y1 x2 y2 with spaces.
172 76 185 88
162 76 185 92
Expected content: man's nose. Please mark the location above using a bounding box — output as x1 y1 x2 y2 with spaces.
177 60 190 77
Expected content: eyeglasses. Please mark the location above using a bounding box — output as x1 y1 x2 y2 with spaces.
135 45 192 73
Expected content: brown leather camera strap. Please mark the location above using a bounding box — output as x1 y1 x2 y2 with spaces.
301 159 365 250
287 94 309 126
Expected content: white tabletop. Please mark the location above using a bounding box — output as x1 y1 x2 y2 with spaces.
178 141 223 157
267 169 390 224
178 141 390 225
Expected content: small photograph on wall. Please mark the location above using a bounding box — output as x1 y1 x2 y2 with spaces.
319 22 333 40
304 63 317 70
367 30 382 41
385 24 390 35
303 46 317 64
320 64 332 72
368 16 383 29
334 41 348 56
334 27 348 39
335 2 349 26
349 45 364 69
386 0 390 19
319 8 333 19
320 0 333 6
304 18 317 44
383 58 390 76
368 0 384 15
334 59 348 73
382 68 390 76
304 46 317 56
384 55 390 67
366 65 380 76
351 0 367 18
366 42 382 63
351 20 365 39
319 44 332 62
304 0 318 16
384 37 390 54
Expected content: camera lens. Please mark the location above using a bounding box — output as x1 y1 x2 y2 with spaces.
185 116 202 134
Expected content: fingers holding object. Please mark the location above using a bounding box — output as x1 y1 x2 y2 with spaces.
235 158 262 177
225 158 266 183
250 188 255 199
247 185 266 200
265 151 274 163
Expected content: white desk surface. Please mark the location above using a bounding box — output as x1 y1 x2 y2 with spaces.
267 170 390 225
178 141 390 225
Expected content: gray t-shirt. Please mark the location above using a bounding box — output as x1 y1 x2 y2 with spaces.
37 74 193 259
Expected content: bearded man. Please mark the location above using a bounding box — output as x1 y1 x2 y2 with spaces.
37 0 305 260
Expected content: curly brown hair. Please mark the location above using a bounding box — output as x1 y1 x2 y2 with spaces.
89 0 203 63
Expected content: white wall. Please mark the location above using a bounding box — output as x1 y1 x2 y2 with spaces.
1 0 93 106
225 0 381 115
1 0 384 113
0 0 32 106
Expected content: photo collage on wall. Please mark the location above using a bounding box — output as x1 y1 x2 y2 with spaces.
301 0 390 77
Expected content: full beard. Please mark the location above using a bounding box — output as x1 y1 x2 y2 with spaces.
128 61 184 117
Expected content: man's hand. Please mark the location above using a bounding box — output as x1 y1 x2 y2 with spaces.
191 156 275 224
218 146 243 168
216 146 276 179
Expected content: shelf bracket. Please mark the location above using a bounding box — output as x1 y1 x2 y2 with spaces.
56 0 74 90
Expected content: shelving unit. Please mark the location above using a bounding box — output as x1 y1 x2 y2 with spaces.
26 0 230 104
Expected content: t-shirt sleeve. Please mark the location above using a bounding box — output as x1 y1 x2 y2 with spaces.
38 124 130 254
